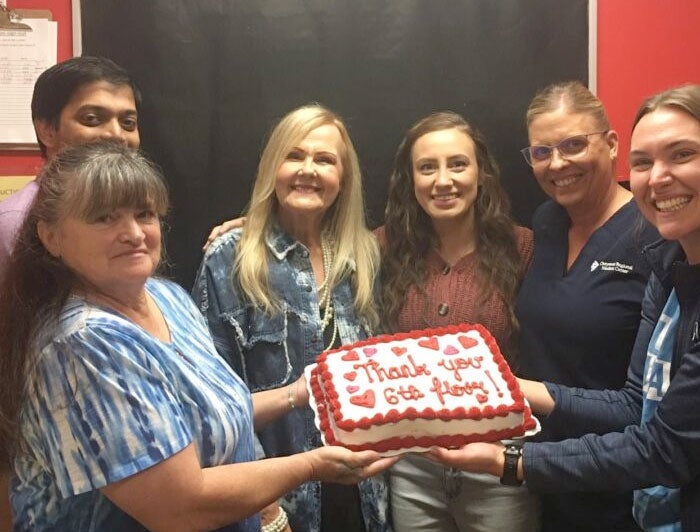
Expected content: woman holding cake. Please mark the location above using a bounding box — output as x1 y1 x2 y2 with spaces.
192 104 390 532
377 111 539 531
0 141 397 531
429 84 700 530
514 81 660 531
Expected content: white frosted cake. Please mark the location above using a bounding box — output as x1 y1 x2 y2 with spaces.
309 323 536 453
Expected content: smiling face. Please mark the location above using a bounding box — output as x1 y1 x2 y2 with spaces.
274 124 344 227
630 107 700 263
36 80 140 158
411 128 479 232
39 207 161 295
527 107 618 212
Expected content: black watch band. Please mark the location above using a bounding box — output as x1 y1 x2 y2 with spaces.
500 442 523 486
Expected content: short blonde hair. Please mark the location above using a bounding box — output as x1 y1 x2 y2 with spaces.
236 104 379 328
526 80 610 131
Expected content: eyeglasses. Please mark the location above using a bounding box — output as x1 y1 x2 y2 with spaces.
520 131 608 167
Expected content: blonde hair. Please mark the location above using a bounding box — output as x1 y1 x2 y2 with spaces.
235 104 379 328
526 80 610 131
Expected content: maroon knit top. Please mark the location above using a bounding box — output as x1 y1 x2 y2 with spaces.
377 225 533 363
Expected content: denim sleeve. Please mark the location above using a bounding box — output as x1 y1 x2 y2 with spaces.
192 237 246 377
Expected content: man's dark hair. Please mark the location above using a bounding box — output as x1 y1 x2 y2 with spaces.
31 56 142 157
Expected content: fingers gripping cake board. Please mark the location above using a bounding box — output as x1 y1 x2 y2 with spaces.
308 323 538 454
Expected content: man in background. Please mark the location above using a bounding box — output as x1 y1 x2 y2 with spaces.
0 56 141 278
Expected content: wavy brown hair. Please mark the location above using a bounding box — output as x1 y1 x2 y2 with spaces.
380 111 521 333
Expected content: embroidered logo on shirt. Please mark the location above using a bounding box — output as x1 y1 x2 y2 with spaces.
590 260 633 274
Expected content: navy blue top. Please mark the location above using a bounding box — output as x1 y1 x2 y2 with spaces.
516 199 659 531
525 240 700 531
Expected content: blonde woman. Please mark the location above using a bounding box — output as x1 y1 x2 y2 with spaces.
192 104 388 532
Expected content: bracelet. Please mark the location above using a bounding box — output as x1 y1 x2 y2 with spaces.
261 507 289 532
287 383 296 410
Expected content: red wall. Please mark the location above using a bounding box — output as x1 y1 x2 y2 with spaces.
597 0 700 179
0 0 73 177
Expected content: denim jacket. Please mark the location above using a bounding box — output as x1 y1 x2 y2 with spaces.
193 226 390 532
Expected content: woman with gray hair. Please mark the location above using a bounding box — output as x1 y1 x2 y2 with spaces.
0 140 396 532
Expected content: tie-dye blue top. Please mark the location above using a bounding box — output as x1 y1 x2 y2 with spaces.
10 278 259 532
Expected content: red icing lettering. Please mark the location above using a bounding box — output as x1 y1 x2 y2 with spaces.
384 385 425 405
429 377 488 405
437 356 483 381
350 390 375 408
418 337 439 350
354 355 431 383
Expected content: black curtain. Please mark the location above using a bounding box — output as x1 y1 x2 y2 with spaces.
81 0 588 287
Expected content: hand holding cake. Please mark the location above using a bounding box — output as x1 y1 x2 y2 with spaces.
303 446 401 484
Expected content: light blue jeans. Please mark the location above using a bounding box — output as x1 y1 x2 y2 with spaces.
390 454 541 531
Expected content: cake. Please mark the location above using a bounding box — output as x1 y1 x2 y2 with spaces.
308 323 537 454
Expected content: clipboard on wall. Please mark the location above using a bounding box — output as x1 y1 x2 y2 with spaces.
0 5 57 150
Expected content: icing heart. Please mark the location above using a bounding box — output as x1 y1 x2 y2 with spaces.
443 345 459 355
363 347 377 357
476 393 488 404
458 335 478 349
346 385 360 393
418 337 439 350
350 390 375 408
391 346 407 356
343 371 357 381
341 350 360 361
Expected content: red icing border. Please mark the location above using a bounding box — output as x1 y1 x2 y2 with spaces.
311 323 536 452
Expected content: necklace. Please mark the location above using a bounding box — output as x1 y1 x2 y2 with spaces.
318 232 338 350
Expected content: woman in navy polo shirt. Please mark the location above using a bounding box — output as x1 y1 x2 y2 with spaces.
514 81 659 531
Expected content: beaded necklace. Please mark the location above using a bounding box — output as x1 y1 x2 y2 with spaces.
318 233 338 350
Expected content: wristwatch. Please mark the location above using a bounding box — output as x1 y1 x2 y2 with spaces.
500 441 523 486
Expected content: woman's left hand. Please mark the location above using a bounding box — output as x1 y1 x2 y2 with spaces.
426 442 505 478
